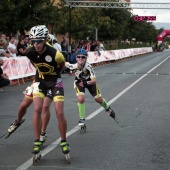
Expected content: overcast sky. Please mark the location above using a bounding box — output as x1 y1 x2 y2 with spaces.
131 0 170 23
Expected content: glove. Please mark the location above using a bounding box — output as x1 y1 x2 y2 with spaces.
65 62 70 68
65 62 73 69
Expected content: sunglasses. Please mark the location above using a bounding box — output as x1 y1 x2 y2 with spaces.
31 39 44 44
76 55 86 59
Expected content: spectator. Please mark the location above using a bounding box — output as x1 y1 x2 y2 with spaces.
86 40 91 52
17 39 28 56
61 36 68 61
23 35 29 48
76 44 82 51
70 49 77 64
90 40 98 51
98 40 105 51
53 38 62 52
28 39 32 47
61 36 68 52
77 40 86 49
71 41 76 52
0 58 10 91
1 33 7 41
14 39 19 47
8 36 18 58
81 40 87 49
0 38 11 58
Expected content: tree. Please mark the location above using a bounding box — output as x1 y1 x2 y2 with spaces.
0 0 59 35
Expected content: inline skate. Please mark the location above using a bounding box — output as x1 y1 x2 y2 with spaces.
60 141 71 164
40 131 47 147
106 106 119 123
5 119 25 139
78 118 86 133
32 140 42 164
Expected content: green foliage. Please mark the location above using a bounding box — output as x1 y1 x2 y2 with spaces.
0 0 161 44
0 0 59 35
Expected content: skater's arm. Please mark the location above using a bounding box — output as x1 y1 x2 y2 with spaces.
65 62 77 70
55 50 65 72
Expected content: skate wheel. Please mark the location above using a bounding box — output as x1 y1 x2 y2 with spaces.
114 117 119 123
32 153 41 165
65 153 71 164
5 133 11 139
37 154 41 161
32 155 37 165
80 125 86 134
21 119 25 124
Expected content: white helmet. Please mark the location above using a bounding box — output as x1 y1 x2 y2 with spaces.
47 34 58 43
29 25 49 39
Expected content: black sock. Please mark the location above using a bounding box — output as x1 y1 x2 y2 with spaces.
61 140 66 143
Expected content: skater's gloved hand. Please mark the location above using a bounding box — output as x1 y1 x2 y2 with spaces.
82 80 89 87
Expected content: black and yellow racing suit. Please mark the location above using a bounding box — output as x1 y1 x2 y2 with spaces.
24 44 65 102
66 62 101 98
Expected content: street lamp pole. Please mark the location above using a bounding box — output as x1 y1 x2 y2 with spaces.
95 28 98 41
68 5 72 53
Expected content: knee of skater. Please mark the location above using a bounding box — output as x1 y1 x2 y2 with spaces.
34 107 42 114
42 105 50 112
95 98 102 103
56 111 64 119
78 99 84 104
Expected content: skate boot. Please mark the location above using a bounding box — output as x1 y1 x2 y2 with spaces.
60 141 71 164
32 140 42 164
5 119 25 139
78 118 86 133
40 131 47 146
106 107 119 123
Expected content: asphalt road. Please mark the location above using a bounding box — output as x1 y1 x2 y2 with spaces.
0 49 170 170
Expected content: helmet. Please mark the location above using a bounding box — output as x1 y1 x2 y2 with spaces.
75 48 88 56
47 34 53 42
47 34 58 43
29 25 49 39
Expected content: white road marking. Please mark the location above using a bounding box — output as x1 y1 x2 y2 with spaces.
16 56 170 170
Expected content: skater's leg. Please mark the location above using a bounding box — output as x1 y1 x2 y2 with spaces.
32 97 43 140
17 96 33 123
6 96 32 136
95 96 118 122
95 97 108 110
77 95 85 118
54 100 70 154
41 97 52 132
54 101 67 141
77 95 86 133
40 97 52 142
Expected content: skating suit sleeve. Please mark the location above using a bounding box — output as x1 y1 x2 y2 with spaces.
55 50 65 64
65 62 78 70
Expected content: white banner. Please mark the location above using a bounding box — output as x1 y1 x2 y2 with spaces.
1 57 36 80
1 47 152 80
87 47 153 64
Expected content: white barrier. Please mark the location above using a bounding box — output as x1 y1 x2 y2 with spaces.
1 57 36 80
1 47 153 80
87 47 153 64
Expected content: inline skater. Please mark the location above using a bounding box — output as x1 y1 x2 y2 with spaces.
23 25 70 163
7 34 63 142
65 48 118 133
47 34 62 52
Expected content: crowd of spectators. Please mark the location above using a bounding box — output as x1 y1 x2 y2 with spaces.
0 33 105 59
63 38 106 64
0 32 106 89
0 33 31 58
